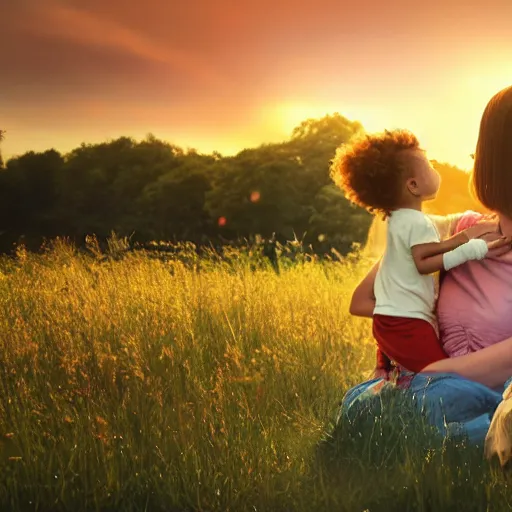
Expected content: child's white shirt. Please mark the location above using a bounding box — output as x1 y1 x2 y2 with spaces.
373 208 440 328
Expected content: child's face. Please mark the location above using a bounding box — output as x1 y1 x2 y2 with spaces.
405 149 441 201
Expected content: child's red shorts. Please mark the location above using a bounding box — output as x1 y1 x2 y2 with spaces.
373 314 448 373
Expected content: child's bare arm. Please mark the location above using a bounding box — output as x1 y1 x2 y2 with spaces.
349 260 380 318
413 235 511 275
412 232 469 274
412 221 505 275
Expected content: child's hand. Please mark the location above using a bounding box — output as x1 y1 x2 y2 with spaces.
486 235 512 257
465 218 500 240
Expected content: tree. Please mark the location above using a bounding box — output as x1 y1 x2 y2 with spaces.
205 144 313 240
137 152 216 241
307 184 372 253
205 114 364 244
426 161 483 216
287 114 364 210
2 150 64 233
0 130 5 169
57 136 184 238
1 114 446 256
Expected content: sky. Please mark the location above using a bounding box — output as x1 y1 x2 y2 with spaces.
1 0 512 169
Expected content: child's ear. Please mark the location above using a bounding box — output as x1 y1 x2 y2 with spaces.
406 178 420 196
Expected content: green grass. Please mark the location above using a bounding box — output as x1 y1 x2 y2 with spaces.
0 241 510 511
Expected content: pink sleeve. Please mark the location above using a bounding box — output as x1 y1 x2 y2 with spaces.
454 211 484 234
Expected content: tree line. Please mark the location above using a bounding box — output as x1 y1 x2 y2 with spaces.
0 116 481 255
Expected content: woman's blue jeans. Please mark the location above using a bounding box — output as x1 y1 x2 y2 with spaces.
339 373 505 444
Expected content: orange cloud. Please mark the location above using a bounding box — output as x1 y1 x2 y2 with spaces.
20 0 223 87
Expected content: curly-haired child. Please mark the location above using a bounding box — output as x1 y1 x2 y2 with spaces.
330 129 511 376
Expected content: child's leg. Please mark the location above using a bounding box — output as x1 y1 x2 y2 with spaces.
423 335 512 388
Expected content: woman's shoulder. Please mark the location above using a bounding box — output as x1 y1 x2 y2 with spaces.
427 210 484 239
453 210 485 234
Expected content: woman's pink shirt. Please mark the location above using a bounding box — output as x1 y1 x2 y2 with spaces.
438 211 512 356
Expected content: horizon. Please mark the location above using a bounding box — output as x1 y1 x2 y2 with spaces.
2 0 512 170
0 121 475 173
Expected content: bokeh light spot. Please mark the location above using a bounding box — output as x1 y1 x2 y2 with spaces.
250 191 261 203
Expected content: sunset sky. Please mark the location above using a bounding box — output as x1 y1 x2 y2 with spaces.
2 0 512 169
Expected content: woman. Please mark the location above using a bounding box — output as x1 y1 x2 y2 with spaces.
339 85 512 462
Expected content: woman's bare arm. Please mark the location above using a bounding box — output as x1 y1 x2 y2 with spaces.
349 260 380 318
423 336 512 389
349 259 393 377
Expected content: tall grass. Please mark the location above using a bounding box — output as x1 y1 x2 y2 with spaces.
0 241 509 511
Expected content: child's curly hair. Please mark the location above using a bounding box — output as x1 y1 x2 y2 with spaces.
330 129 420 217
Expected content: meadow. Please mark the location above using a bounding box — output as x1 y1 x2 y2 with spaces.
0 239 510 512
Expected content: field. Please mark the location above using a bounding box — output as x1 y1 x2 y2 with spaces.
0 240 510 512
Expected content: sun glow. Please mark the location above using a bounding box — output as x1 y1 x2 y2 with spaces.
260 101 392 141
